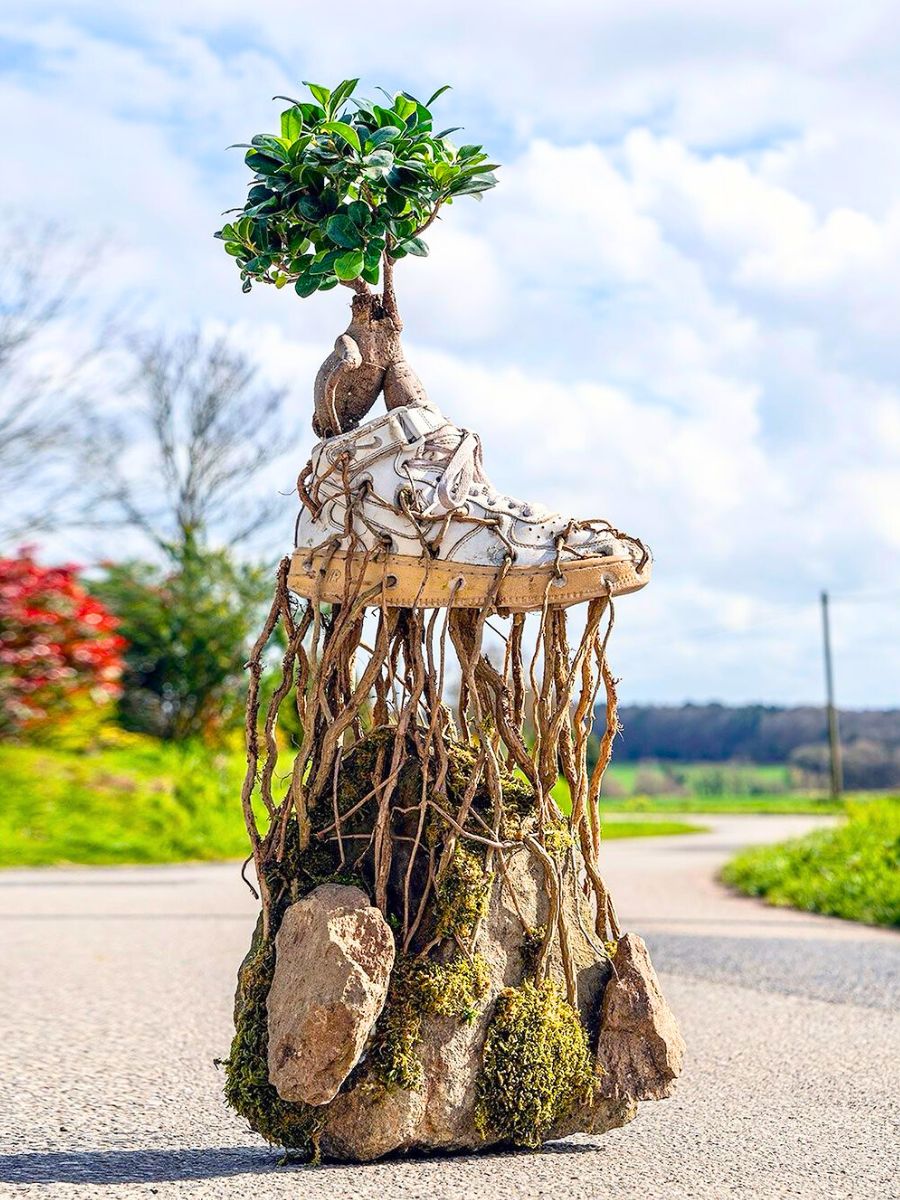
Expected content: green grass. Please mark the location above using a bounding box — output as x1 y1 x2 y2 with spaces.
551 763 842 815
0 736 249 867
721 798 900 927
601 793 841 815
600 817 708 839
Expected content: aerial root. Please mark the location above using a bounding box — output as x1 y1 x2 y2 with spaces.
240 557 622 962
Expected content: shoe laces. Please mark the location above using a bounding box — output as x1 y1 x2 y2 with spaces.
406 425 538 518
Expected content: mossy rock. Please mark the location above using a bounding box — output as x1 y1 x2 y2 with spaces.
222 728 632 1160
475 978 595 1148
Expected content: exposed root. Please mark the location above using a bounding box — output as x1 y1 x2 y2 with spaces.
239 554 622 976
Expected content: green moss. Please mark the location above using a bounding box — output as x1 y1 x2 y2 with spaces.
223 941 323 1155
542 818 574 860
475 979 595 1148
520 926 546 977
370 952 490 1090
444 739 536 836
434 844 490 943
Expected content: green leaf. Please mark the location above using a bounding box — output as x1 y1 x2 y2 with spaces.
329 77 359 116
251 134 289 158
395 235 428 257
366 126 401 150
318 276 340 290
310 249 342 274
243 254 272 273
296 195 324 221
320 121 361 153
426 84 452 106
325 212 364 249
361 261 381 286
346 200 371 229
334 249 365 280
288 134 313 162
289 253 314 273
280 106 304 142
294 274 319 298
457 144 482 159
245 151 283 175
304 81 332 109
393 94 417 121
450 176 497 196
373 104 404 130
224 242 244 257
363 148 394 178
385 192 409 216
434 162 458 186
288 228 310 254
320 188 340 214
458 160 499 176
435 126 462 139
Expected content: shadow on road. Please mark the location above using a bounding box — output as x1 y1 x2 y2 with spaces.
0 1139 604 1184
0 1148 277 1184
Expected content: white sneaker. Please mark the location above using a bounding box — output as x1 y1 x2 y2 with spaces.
290 403 650 611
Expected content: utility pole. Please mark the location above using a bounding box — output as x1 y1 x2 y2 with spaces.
820 590 843 802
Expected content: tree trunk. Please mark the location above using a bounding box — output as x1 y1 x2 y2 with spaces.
313 293 431 438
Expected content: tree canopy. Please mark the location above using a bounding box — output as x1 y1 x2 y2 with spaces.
215 79 498 299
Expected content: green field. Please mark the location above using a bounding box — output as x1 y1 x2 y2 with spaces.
552 760 842 815
721 797 900 927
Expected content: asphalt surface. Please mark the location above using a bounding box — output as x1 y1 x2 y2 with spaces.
2 813 898 1200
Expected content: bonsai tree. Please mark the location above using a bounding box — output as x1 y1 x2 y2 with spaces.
215 79 498 436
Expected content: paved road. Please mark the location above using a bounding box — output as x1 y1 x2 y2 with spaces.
1 815 898 1200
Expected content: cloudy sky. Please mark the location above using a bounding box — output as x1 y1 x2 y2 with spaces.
2 2 898 708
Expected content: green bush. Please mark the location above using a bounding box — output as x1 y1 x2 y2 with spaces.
92 546 269 742
721 798 900 927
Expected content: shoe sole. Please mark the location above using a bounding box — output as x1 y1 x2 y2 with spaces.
288 548 650 612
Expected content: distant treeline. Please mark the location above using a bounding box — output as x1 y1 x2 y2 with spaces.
607 704 900 788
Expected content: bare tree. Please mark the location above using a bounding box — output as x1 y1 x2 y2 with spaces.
0 221 96 542
85 330 288 558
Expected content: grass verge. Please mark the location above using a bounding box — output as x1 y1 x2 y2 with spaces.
601 818 707 839
721 798 900 927
0 736 247 867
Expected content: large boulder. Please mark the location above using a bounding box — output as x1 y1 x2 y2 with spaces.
315 845 635 1160
597 932 686 1100
266 883 395 1106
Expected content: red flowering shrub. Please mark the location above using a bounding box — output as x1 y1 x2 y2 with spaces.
0 549 126 737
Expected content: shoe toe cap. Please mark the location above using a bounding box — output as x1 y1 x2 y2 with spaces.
566 525 651 572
